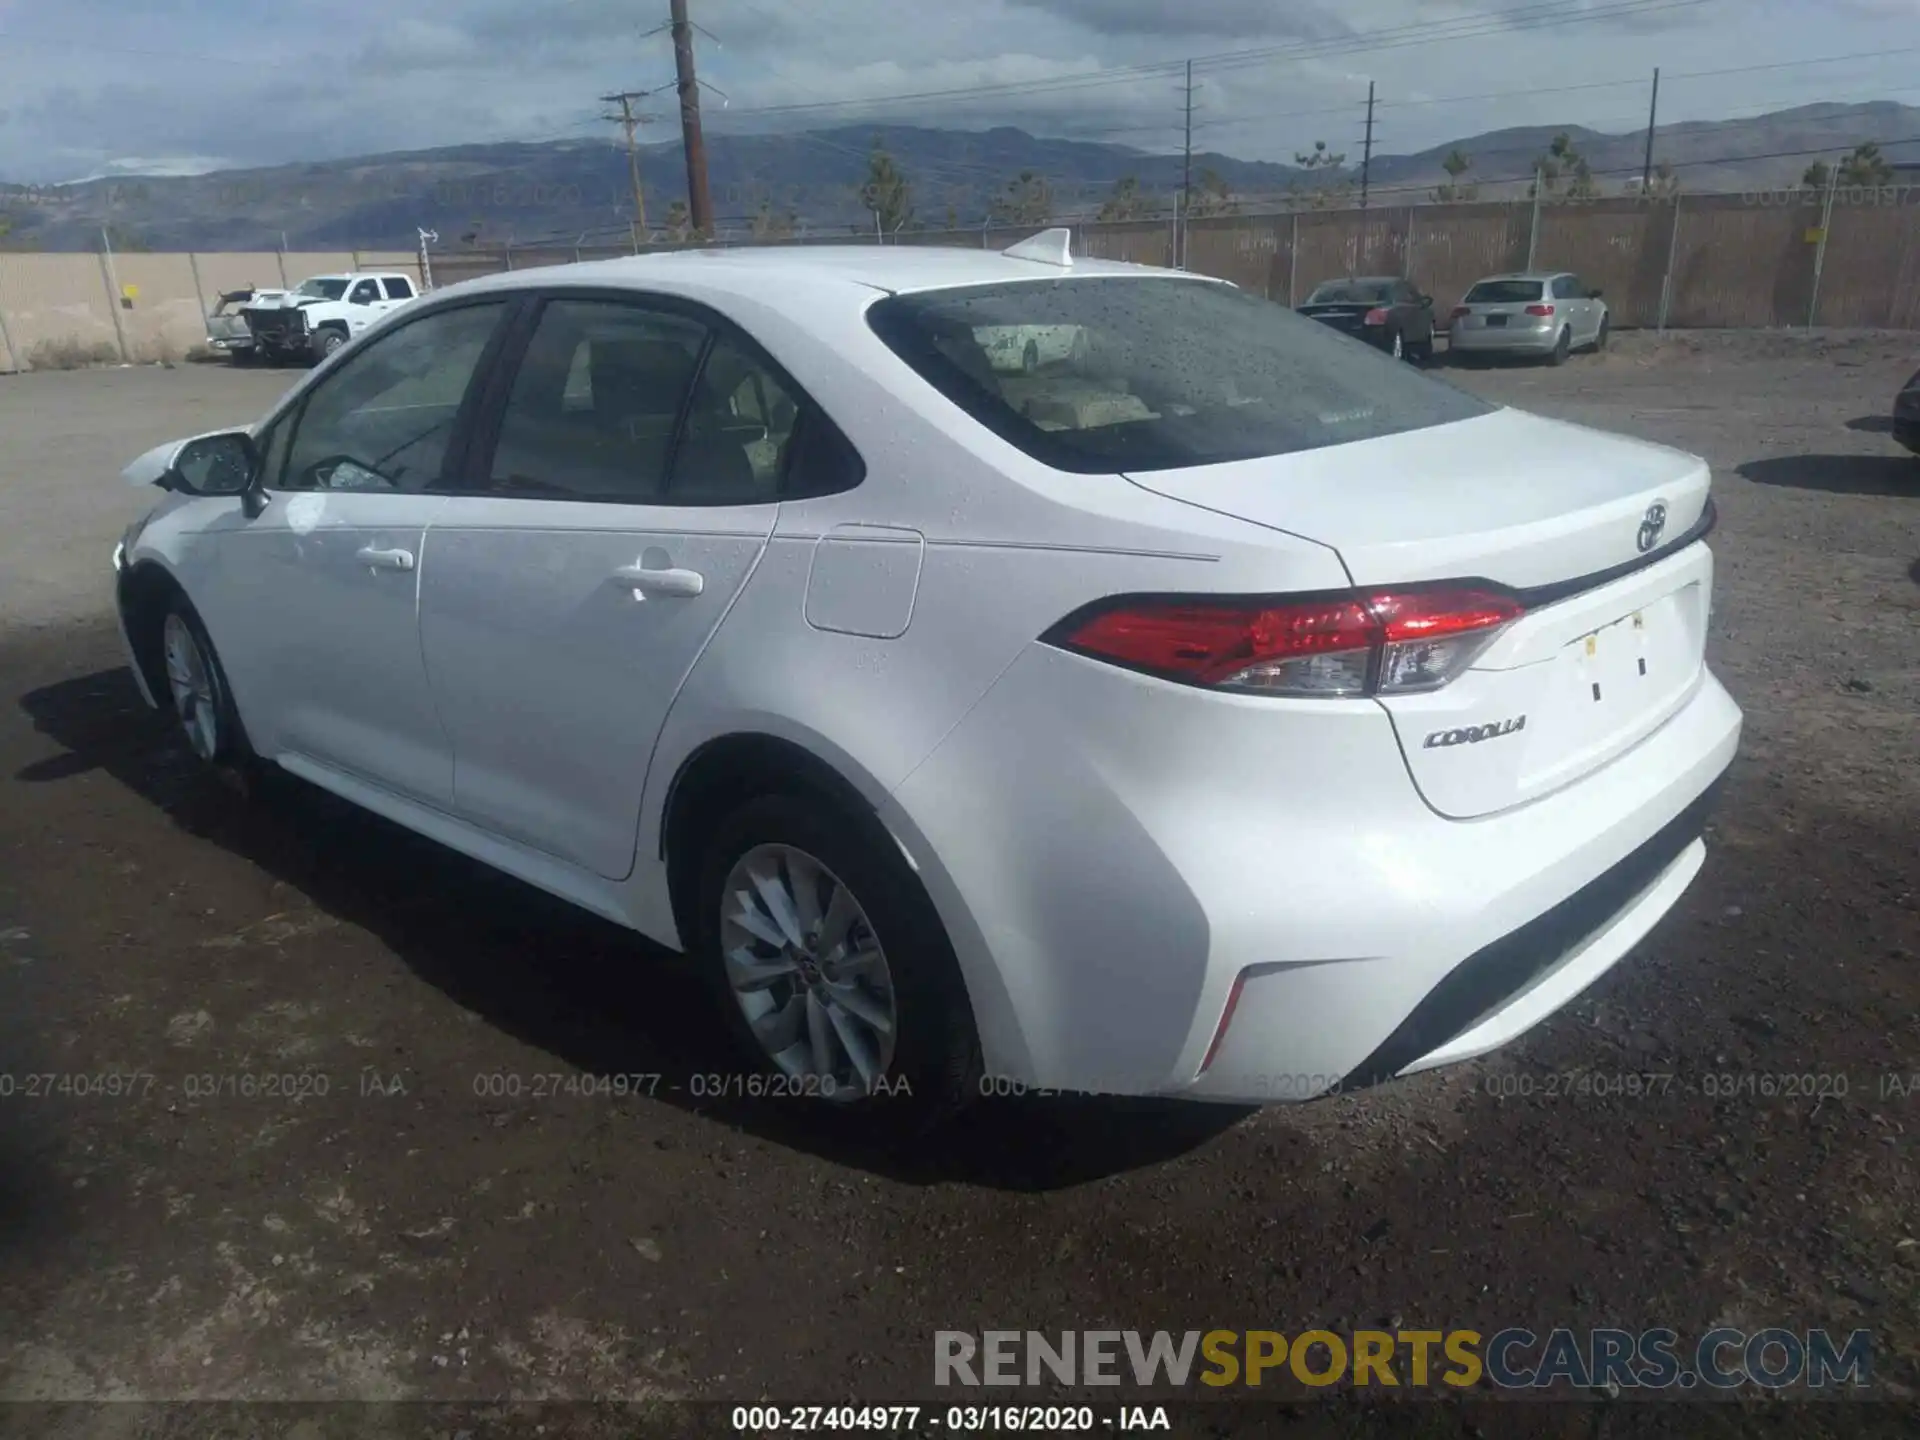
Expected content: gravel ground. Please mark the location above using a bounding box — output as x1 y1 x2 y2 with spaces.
0 335 1916 1437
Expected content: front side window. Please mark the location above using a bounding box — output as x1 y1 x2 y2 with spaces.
277 300 507 492
868 277 1492 475
349 280 381 304
297 278 350 301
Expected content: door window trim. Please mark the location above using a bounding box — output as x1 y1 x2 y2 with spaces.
254 294 525 494
456 286 864 508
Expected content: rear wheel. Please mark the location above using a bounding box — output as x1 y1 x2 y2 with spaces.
1547 326 1572 366
697 793 979 1135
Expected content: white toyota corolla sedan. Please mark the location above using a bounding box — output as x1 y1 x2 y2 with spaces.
111 230 1740 1125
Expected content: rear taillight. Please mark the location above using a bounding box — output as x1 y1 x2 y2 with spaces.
1525 303 1555 316
1362 307 1389 326
1450 305 1471 319
1048 587 1524 698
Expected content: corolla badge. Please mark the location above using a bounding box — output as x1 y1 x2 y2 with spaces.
1637 501 1669 553
1423 716 1526 749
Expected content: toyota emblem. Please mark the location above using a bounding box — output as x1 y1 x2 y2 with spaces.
1636 501 1668 553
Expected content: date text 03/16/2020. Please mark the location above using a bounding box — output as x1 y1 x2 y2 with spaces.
730 1406 1171 1431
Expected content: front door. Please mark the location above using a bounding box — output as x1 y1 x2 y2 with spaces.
419 295 796 879
203 298 511 803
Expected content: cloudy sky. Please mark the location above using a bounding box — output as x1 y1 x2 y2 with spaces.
0 0 1916 182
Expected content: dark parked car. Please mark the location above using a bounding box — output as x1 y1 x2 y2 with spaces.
1296 277 1435 363
1895 366 1920 456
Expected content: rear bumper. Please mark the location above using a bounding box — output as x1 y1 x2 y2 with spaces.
889 641 1742 1103
1450 323 1560 354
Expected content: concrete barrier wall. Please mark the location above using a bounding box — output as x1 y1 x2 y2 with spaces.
0 250 424 371
1 197 1916 372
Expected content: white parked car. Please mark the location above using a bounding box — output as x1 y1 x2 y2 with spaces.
975 322 1090 374
111 231 1740 1129
242 271 422 365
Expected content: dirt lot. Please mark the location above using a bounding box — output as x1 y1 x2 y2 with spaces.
0 336 1917 1436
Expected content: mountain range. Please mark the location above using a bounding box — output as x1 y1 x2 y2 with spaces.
2 101 1917 252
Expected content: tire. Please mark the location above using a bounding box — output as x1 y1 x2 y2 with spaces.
1021 340 1039 375
695 793 980 1136
1592 314 1610 352
314 329 348 362
1547 327 1572 366
159 601 254 773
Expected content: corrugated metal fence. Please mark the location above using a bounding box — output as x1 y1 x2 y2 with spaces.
3 192 1918 371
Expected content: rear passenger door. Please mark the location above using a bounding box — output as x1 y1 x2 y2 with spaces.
417 292 846 880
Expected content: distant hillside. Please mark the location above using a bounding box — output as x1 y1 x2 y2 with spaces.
2 102 1917 252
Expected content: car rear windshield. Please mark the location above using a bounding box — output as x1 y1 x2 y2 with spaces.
866 277 1490 474
1463 280 1544 303
1306 281 1393 304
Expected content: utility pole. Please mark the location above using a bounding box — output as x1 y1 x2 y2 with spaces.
1179 59 1195 269
1360 81 1376 213
1640 67 1661 194
670 0 714 238
601 90 660 232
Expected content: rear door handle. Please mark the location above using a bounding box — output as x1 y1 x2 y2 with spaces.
356 546 415 572
611 564 704 599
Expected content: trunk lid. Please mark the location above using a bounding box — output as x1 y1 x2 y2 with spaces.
1297 303 1374 334
1124 407 1716 817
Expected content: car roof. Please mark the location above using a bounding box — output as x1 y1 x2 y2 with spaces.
446 243 1179 307
1311 275 1402 285
1470 271 1568 282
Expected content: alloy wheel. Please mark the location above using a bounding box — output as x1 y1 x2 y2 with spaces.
162 613 220 761
718 843 897 1100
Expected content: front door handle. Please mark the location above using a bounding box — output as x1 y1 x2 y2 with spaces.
356 546 415 572
611 563 704 598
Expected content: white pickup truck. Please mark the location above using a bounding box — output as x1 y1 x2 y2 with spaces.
241 272 422 365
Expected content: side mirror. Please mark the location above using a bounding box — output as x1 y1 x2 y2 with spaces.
1589 288 1604 299
351 291 373 305
165 431 258 496
1420 294 1434 308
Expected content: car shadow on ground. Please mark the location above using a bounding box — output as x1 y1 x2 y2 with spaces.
1736 453 1918 496
14 661 1248 1192
1844 415 1894 434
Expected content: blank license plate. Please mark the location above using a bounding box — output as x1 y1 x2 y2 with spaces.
1486 314 1508 327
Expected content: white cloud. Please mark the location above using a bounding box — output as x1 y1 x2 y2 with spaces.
0 0 1914 180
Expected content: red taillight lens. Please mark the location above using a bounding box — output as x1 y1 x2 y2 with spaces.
1051 588 1523 698
1450 305 1471 318
1525 303 1555 316
1362 307 1389 325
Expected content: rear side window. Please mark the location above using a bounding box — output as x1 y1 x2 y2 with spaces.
383 277 415 300
867 277 1490 475
488 299 709 502
1464 280 1545 303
